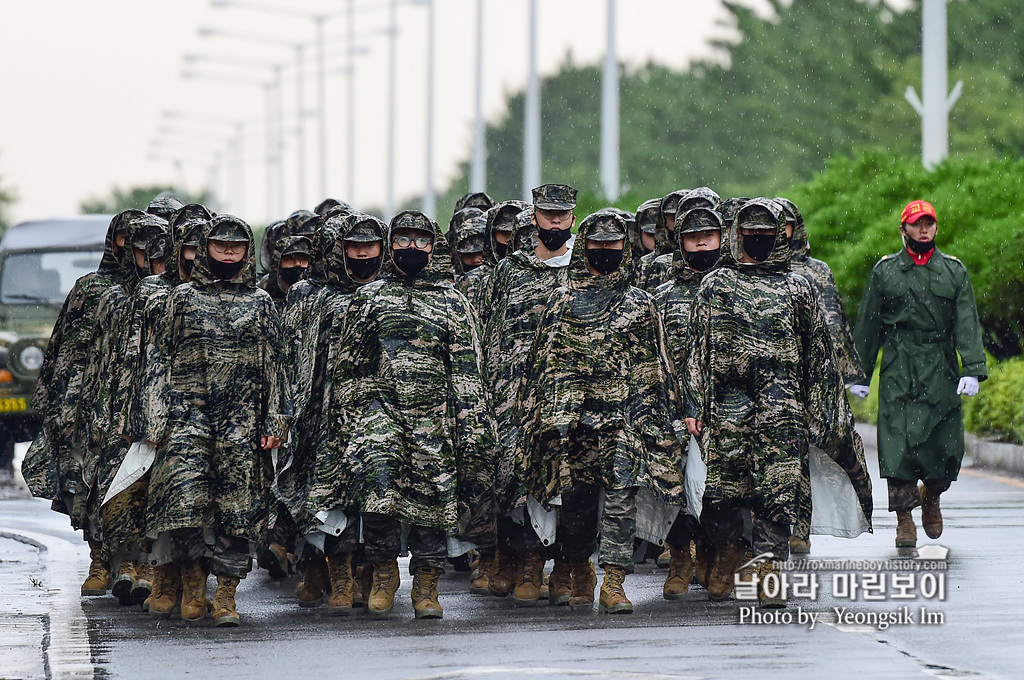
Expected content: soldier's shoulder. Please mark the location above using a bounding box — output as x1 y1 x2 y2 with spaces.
936 250 968 271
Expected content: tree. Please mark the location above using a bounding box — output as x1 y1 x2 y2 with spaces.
79 184 209 215
0 166 16 237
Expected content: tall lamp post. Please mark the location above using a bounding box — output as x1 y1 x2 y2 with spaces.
523 0 540 201
600 0 619 201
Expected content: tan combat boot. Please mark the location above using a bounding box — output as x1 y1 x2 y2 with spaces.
132 561 153 608
111 560 139 606
179 560 208 621
411 566 444 619
295 554 329 608
663 543 694 601
734 550 757 597
919 484 943 539
568 559 596 609
211 575 241 626
548 558 571 606
147 563 181 619
469 548 493 595
511 552 544 607
707 540 745 601
896 510 917 548
757 560 787 608
354 562 372 608
81 541 110 596
599 566 633 615
656 547 671 568
367 559 401 618
789 534 811 554
488 548 516 597
325 554 356 616
261 542 293 579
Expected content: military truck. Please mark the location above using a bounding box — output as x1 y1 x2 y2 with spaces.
0 215 110 473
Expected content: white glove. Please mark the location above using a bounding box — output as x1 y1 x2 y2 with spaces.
849 385 871 399
957 376 979 396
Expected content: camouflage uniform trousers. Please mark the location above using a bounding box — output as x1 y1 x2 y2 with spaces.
100 472 150 566
557 484 637 571
361 512 447 574
152 528 251 578
888 477 951 513
701 499 791 562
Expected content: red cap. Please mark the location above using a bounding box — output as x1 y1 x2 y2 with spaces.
900 200 937 225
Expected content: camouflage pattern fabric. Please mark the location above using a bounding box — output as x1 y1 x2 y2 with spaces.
683 199 850 527
144 215 292 551
23 213 127 517
481 214 566 512
515 212 686 509
329 211 497 546
79 213 169 539
778 197 866 385
291 214 385 536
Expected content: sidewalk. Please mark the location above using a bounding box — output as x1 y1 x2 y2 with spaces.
0 532 49 680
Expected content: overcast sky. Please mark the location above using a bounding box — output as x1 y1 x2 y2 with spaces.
0 0 772 224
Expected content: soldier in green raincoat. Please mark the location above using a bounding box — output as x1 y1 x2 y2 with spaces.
329 210 496 620
853 200 985 549
143 215 292 626
24 210 133 596
516 211 685 615
684 199 850 608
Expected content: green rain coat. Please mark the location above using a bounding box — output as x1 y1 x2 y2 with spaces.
854 246 986 482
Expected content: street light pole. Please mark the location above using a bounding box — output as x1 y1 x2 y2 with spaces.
470 0 486 193
316 15 328 201
386 0 398 220
423 0 436 218
523 0 540 201
348 0 357 203
600 0 619 201
295 45 307 208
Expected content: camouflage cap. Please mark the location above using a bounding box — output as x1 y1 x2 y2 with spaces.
147 193 184 220
773 197 803 227
314 197 352 216
456 234 485 254
170 203 214 230
532 183 577 211
456 214 488 253
736 198 785 231
345 217 384 243
293 212 319 238
208 219 250 242
455 191 494 213
602 207 636 230
659 189 688 216
582 212 627 242
679 186 722 213
490 200 529 232
449 206 483 233
678 207 724 235
636 198 661 233
182 222 205 247
281 235 312 257
391 210 435 235
720 197 750 223
147 232 171 260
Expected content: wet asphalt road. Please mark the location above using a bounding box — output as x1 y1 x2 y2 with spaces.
2 430 1023 680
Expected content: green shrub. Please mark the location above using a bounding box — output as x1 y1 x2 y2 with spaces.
963 358 1024 444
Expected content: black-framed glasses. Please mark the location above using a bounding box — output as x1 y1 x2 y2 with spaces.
393 234 432 249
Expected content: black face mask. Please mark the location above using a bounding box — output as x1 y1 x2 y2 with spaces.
742 234 776 263
209 258 246 281
462 261 481 273
392 248 429 277
279 266 305 286
494 241 508 259
537 226 573 251
684 248 720 272
181 258 195 277
904 233 935 255
585 248 623 275
347 256 380 281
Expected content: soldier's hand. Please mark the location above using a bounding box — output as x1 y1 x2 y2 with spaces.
261 436 282 450
850 385 871 399
956 376 979 396
685 418 703 435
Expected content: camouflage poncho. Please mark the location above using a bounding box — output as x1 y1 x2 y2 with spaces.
23 213 126 514
481 214 569 511
514 213 685 508
683 199 853 525
288 214 385 534
329 211 496 545
144 215 293 543
459 201 529 320
782 200 866 385
79 213 168 535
